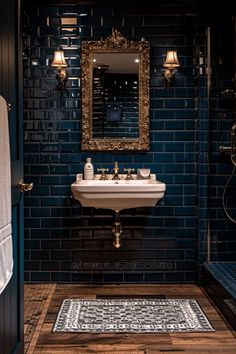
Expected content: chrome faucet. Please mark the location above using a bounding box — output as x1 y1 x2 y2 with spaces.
112 161 120 180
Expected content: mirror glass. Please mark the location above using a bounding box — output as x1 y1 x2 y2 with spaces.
81 30 150 151
92 53 139 139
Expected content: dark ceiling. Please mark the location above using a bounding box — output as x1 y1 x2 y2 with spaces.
21 0 234 16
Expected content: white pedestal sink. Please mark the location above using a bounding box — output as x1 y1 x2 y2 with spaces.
71 174 166 248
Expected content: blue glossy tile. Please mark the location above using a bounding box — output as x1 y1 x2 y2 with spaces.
41 197 67 206
31 186 50 196
154 154 174 163
50 165 70 174
175 131 195 141
165 142 184 152
153 132 174 141
164 164 184 173
60 143 80 152
41 176 60 184
31 272 51 281
31 208 51 217
175 207 195 216
51 186 71 196
24 1 229 284
144 273 164 282
165 121 184 130
165 99 186 108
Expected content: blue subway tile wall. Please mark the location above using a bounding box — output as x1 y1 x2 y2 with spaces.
23 1 199 283
207 18 236 263
196 16 236 279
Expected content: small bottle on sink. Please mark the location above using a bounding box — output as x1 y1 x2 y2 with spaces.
84 157 94 180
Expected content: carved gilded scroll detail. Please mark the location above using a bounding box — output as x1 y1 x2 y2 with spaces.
81 30 150 151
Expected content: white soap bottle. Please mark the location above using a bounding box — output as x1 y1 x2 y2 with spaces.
84 157 94 180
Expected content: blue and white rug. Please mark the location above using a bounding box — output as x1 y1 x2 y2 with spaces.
53 298 215 333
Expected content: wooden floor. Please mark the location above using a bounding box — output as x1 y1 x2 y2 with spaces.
24 284 236 354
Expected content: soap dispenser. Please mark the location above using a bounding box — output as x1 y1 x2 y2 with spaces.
84 157 94 180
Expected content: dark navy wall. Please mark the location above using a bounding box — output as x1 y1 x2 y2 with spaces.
23 1 199 283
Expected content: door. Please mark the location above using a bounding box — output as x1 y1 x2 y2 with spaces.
0 0 24 353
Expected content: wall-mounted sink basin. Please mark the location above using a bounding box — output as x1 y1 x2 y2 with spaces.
71 174 166 248
71 176 166 211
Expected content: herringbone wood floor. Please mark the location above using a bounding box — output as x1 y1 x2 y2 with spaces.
24 284 236 354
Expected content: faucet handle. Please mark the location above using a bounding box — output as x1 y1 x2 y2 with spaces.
97 168 109 180
97 168 109 172
124 168 135 180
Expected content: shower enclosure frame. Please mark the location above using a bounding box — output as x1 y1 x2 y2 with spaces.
202 16 236 330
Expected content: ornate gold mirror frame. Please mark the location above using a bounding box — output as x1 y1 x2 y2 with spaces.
81 29 150 151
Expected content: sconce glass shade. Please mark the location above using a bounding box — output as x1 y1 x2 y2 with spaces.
163 50 180 68
51 49 68 68
51 48 68 89
163 50 180 86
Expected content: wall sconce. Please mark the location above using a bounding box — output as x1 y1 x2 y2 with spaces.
163 50 180 85
51 47 68 89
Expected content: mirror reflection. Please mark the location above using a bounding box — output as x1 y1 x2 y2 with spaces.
92 53 139 139
81 29 150 151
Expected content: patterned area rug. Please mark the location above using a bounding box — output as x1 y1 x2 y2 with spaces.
53 298 215 333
